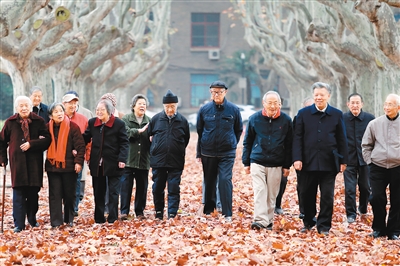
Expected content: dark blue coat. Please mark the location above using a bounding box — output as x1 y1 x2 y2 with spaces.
343 110 375 166
292 104 348 172
33 103 50 123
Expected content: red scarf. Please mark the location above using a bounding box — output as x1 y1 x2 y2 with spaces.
262 108 281 119
47 115 70 168
19 117 31 141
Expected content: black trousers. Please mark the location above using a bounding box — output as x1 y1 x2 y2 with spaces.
343 165 370 218
13 186 40 230
92 175 121 223
302 171 336 233
120 167 149 216
152 168 182 216
369 163 400 236
296 170 305 214
48 171 77 227
275 174 287 209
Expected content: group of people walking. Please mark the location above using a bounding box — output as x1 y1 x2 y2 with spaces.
0 81 399 241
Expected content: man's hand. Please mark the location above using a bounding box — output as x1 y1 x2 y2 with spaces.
294 161 302 171
75 163 82 173
72 150 77 157
282 168 290 177
118 162 125 168
244 166 250 174
340 164 347 173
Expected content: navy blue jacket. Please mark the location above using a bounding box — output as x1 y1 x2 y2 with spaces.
292 104 348 172
343 110 374 166
148 111 190 170
33 103 50 123
242 110 293 169
196 99 243 158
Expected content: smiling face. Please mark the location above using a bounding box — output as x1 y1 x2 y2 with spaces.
347 95 363 117
50 105 65 124
313 87 331 110
63 99 78 117
262 93 281 117
133 98 147 117
384 94 400 119
96 102 110 123
16 98 32 119
30 90 42 107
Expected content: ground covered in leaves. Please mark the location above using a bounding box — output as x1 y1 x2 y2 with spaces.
0 133 399 265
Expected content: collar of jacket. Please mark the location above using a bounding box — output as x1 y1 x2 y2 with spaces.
213 98 226 109
9 112 44 121
348 110 365 121
311 103 332 116
94 114 116 128
128 113 150 124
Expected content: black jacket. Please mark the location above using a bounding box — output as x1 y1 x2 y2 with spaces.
33 103 50 123
343 110 375 166
148 111 190 170
83 115 129 177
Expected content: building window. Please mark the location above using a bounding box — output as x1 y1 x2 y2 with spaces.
395 12 400 22
191 13 220 48
191 74 218 107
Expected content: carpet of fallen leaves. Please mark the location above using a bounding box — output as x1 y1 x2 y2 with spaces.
1 132 400 265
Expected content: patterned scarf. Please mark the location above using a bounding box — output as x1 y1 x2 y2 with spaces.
19 117 32 141
47 115 70 168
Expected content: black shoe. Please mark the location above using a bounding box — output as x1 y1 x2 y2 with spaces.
68 222 74 227
13 227 23 233
300 224 314 233
388 235 399 240
73 211 78 217
369 231 385 238
299 213 305 220
274 208 283 215
319 231 329 236
156 211 163 220
30 222 40 228
120 214 128 220
266 223 273 230
168 213 176 219
251 222 266 230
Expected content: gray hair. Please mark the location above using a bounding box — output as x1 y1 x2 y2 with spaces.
29 86 42 95
130 94 149 109
97 99 114 116
48 102 65 116
263 91 281 103
311 82 331 94
387 93 400 106
14 96 32 111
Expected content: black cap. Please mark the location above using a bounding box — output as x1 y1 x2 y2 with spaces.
209 80 228 90
163 90 178 104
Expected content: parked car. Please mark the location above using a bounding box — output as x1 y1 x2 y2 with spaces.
188 104 257 130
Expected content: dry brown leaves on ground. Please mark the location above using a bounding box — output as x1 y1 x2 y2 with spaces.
0 132 399 265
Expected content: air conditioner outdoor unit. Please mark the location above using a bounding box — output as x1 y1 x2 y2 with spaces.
208 49 220 60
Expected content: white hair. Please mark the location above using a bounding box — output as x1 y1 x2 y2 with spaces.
14 96 32 111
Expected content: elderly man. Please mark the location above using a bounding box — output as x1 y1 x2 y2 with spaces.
343 93 374 223
62 93 89 216
148 90 190 220
29 86 50 123
242 91 293 230
0 96 51 232
293 82 348 236
196 81 242 222
362 94 400 240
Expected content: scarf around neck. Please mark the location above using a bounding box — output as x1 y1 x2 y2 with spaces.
19 116 32 141
262 108 281 119
47 115 70 168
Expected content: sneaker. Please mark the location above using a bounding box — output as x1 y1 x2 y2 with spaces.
13 227 23 233
225 216 232 223
155 211 163 220
347 217 355 223
300 224 314 233
120 214 128 221
274 207 284 215
30 222 40 228
299 213 305 219
251 222 266 230
168 213 176 219
216 207 222 213
136 214 146 220
266 223 273 230
73 211 78 217
319 231 329 236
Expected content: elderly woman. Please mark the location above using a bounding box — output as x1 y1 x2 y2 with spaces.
0 96 51 232
45 103 85 228
120 94 151 220
83 99 129 223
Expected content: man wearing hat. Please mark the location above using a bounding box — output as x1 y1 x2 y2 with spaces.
62 93 89 216
196 80 243 222
147 90 190 220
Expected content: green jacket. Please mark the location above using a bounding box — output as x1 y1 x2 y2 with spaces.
122 112 151 169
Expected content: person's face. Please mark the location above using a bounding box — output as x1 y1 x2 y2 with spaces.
210 87 227 105
30 90 42 107
50 105 65 124
96 102 110 122
262 94 281 117
313 87 330 110
163 103 177 117
16 99 32 119
63 99 78 117
133 99 147 117
383 95 400 119
347 95 363 116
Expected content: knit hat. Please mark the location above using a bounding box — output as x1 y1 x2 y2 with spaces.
131 94 149 108
101 93 117 107
163 90 178 104
209 80 228 90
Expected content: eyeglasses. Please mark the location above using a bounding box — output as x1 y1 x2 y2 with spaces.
384 103 397 108
210 90 226 96
264 102 280 107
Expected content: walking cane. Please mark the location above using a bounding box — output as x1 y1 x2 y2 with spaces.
1 165 5 233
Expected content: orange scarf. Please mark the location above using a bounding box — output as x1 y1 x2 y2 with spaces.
47 115 70 168
262 108 281 119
